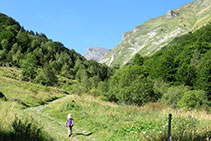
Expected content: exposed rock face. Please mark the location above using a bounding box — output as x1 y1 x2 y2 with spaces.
167 10 176 18
100 0 211 67
84 47 110 62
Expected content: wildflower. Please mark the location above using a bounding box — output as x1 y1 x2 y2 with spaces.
160 131 162 133
143 131 146 134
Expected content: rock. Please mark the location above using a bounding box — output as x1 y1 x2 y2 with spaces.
64 91 69 94
133 27 139 33
84 47 110 62
0 92 7 101
10 98 28 107
11 98 22 102
0 91 5 98
121 32 131 41
167 10 176 18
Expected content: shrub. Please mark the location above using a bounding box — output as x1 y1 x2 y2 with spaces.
177 90 210 109
0 116 51 141
161 85 190 108
107 65 159 105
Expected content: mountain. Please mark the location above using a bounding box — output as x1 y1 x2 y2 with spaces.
100 0 211 67
84 47 110 62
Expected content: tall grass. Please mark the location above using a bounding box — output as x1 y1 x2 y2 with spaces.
0 75 65 107
41 95 211 140
0 101 52 141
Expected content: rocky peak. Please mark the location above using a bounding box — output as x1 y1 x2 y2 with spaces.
167 10 176 18
84 47 110 62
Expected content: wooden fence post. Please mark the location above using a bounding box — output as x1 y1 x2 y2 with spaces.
168 114 172 141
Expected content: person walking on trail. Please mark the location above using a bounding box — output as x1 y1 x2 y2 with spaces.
66 114 74 137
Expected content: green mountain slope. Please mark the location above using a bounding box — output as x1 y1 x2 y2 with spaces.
100 0 211 67
0 13 112 90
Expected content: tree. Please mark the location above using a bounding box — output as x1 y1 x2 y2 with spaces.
21 53 37 81
1 39 9 51
36 65 58 86
194 50 211 100
133 53 144 66
107 65 157 105
16 29 30 52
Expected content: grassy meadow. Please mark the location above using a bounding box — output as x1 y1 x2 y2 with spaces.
0 66 211 140
41 94 211 141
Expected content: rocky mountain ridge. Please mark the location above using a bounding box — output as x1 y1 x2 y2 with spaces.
84 47 110 62
100 0 211 67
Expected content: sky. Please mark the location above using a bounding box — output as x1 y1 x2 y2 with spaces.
0 0 193 55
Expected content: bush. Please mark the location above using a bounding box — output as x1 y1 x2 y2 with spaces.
177 90 210 109
106 65 159 105
0 117 51 141
161 85 190 108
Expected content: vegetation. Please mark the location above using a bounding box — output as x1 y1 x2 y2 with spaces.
142 23 211 108
0 13 112 89
0 12 211 140
0 101 52 141
95 23 211 109
41 95 211 141
0 68 65 106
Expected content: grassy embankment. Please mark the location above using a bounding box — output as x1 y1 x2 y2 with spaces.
0 66 65 107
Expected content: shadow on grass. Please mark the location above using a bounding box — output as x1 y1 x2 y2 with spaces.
72 132 93 137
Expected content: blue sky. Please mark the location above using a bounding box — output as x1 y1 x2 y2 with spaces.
0 0 193 55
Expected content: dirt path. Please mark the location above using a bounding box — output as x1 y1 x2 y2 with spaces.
25 95 96 141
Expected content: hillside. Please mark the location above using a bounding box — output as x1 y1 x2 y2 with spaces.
84 47 110 62
0 13 112 92
100 0 211 67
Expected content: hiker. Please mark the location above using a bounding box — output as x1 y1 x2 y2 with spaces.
66 114 74 137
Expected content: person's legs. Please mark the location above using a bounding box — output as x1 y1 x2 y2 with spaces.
68 126 72 137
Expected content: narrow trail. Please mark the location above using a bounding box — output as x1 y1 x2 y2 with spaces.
25 95 96 141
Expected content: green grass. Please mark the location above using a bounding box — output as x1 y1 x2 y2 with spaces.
41 95 211 141
0 67 65 107
0 67 95 140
